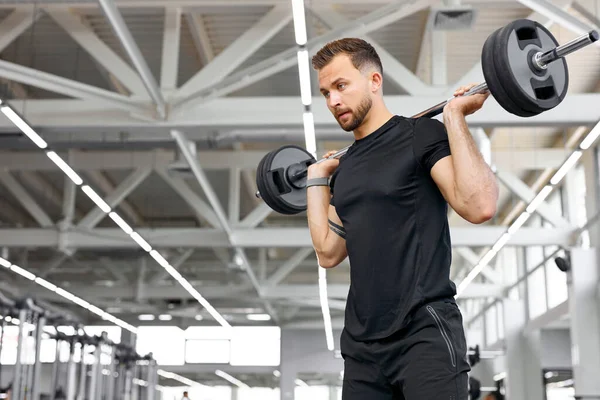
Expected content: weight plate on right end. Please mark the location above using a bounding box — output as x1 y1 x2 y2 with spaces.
494 19 569 115
482 26 536 117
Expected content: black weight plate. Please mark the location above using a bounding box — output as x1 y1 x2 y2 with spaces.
256 145 316 215
495 19 568 115
482 26 536 117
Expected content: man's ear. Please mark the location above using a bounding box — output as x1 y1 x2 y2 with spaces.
370 70 383 92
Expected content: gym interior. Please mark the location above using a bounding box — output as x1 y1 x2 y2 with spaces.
0 0 598 399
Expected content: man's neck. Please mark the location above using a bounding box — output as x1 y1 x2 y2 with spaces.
353 106 394 140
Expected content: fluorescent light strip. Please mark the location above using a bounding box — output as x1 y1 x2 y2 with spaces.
158 369 206 387
0 101 238 330
297 50 312 106
579 120 600 150
0 257 10 268
550 151 582 185
2 255 136 334
109 212 133 235
10 264 35 280
215 369 250 389
295 379 309 387
303 112 317 158
130 232 152 252
81 185 111 213
526 185 553 213
291 0 307 45
457 126 594 297
318 267 335 351
46 151 83 185
0 106 47 149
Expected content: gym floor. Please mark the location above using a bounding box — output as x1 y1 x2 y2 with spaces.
0 0 598 399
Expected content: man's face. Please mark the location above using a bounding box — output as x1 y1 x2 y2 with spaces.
318 54 373 132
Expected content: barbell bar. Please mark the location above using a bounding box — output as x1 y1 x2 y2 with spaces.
255 19 599 215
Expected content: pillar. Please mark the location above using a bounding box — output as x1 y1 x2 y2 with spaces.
502 299 545 400
568 248 600 399
279 364 296 400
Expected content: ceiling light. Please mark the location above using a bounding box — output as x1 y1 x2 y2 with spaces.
158 314 172 321
1 106 47 149
46 151 83 185
82 185 111 213
138 314 155 321
246 313 271 321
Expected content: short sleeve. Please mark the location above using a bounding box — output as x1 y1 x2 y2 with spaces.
412 117 451 173
328 169 338 206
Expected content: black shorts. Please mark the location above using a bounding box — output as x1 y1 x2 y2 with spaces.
340 299 471 400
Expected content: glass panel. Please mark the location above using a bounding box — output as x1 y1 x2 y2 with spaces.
185 339 230 364
230 327 280 366
136 326 185 365
485 305 498 346
528 267 547 319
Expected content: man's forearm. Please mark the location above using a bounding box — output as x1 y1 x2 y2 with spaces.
443 108 498 210
306 185 331 253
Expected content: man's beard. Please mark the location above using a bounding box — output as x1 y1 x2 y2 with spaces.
338 95 372 132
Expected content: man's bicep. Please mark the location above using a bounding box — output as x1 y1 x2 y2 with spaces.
430 155 465 214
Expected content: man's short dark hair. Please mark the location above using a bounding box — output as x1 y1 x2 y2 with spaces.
312 38 383 75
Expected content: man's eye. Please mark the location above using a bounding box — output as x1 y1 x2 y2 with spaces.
338 83 346 90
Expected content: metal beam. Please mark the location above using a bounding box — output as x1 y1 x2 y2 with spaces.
86 170 144 226
0 60 147 112
155 168 221 228
170 0 436 113
0 227 576 248
0 149 575 171
149 248 194 285
495 168 572 227
455 247 501 283
0 171 54 227
228 168 241 224
237 203 272 229
32 282 502 302
1 96 599 132
184 13 214 66
265 248 314 288
3 0 523 8
78 168 151 229
174 4 292 101
45 8 147 96
96 0 167 118
160 7 182 92
98 257 129 284
307 5 443 95
517 0 600 40
171 130 277 321
0 8 41 53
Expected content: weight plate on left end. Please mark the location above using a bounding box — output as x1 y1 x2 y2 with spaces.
482 26 537 117
256 145 316 215
495 19 569 115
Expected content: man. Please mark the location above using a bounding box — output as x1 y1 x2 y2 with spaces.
306 38 498 399
181 391 190 399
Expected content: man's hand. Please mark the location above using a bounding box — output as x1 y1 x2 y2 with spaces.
308 150 340 179
444 83 490 116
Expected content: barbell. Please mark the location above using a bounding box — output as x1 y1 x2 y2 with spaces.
256 19 599 215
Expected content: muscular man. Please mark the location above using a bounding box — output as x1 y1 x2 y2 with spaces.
306 38 498 399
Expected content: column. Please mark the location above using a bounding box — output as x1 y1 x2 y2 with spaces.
568 248 600 399
502 299 545 400
231 387 239 400
279 364 296 400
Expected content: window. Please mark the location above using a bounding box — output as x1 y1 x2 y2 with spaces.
238 387 280 400
528 267 547 319
136 326 185 365
185 339 230 364
230 327 280 366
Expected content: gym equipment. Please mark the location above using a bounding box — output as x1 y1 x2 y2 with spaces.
255 19 598 215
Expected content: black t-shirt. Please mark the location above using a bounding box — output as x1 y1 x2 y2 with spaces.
329 115 456 341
